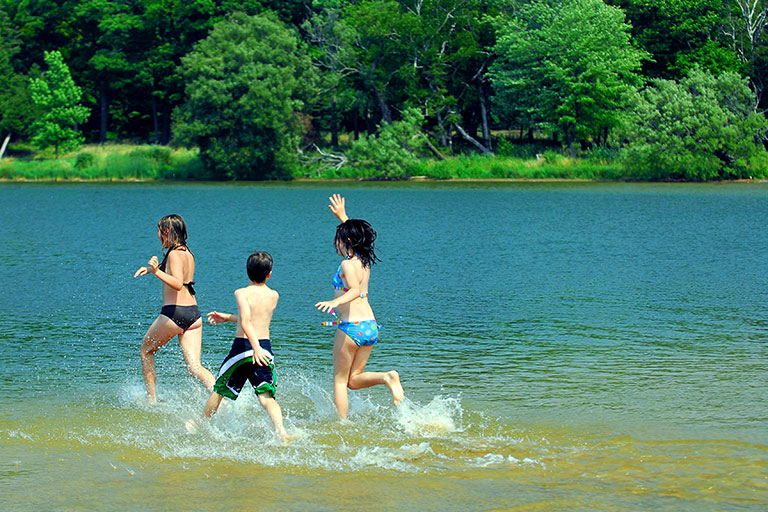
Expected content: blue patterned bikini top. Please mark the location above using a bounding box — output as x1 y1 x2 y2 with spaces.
333 256 368 298
322 256 370 327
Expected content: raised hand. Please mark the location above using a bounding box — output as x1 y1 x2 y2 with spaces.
328 193 348 222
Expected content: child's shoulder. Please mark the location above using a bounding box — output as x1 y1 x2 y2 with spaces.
234 284 278 299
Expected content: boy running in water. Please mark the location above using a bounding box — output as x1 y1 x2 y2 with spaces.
201 251 288 442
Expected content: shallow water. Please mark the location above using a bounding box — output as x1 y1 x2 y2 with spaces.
0 182 766 510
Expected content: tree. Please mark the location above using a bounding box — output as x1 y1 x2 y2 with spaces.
609 0 739 79
305 0 495 152
621 67 768 180
174 11 318 180
347 107 428 178
29 50 90 157
488 0 648 151
0 9 35 145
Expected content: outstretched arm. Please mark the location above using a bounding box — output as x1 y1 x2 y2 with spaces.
133 255 158 278
328 193 349 223
207 311 238 325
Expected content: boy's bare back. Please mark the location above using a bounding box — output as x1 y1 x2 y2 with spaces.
234 284 279 341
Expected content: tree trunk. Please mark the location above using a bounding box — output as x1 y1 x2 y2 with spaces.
100 80 108 144
161 101 171 145
373 85 392 124
436 111 448 147
479 84 492 151
423 136 446 160
0 134 10 159
330 93 338 147
152 95 159 145
454 123 493 154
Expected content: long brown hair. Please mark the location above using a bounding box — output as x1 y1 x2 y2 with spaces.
158 214 189 251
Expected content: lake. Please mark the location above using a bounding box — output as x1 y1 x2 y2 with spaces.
0 181 766 511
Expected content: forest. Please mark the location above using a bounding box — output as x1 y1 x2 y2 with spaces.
2 0 768 180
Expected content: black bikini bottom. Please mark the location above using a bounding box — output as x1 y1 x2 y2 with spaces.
160 305 201 331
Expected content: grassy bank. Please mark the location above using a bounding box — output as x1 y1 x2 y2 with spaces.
0 142 726 182
0 144 209 181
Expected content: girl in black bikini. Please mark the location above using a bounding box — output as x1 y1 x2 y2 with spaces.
133 214 214 402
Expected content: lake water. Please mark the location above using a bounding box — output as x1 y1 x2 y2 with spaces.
0 182 766 511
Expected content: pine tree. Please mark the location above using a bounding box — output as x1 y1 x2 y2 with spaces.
29 51 90 158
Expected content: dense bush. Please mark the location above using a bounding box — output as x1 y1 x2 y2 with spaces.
622 68 768 180
346 108 427 179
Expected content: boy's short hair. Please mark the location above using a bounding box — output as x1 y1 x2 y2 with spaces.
247 251 273 283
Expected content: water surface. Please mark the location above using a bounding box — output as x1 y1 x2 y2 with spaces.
0 182 766 510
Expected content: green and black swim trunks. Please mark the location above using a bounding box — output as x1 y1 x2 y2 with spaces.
213 337 276 400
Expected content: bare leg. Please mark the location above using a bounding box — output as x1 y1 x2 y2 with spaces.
203 392 224 418
332 330 357 419
258 393 288 442
178 319 215 392
347 345 405 407
140 315 182 402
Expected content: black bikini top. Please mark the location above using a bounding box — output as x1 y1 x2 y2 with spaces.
158 245 196 295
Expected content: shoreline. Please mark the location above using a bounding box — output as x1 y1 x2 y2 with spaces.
0 176 764 184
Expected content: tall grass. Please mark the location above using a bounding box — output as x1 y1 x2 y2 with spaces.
0 144 209 181
1 142 632 181
409 152 628 180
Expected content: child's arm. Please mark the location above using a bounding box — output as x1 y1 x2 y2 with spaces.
315 259 362 312
328 193 349 223
133 255 159 278
207 311 238 326
234 291 273 367
144 251 185 290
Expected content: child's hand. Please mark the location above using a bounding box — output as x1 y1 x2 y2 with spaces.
328 194 348 222
207 311 229 325
147 256 159 274
253 346 273 367
314 300 336 313
133 266 150 278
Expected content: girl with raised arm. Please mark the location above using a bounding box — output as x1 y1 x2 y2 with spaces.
315 194 404 418
133 214 214 402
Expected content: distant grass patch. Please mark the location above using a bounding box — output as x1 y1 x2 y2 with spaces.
0 144 208 181
409 152 628 180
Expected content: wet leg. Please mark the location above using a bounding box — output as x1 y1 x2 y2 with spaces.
140 315 181 402
347 345 404 407
179 319 215 392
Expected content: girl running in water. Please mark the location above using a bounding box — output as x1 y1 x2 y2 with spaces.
315 194 404 418
133 214 214 402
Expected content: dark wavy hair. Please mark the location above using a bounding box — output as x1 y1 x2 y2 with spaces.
158 214 189 251
335 219 380 268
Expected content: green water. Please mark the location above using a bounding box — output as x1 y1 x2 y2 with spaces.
0 182 766 510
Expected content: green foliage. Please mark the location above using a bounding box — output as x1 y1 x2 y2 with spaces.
74 151 94 169
28 51 90 157
610 0 738 79
489 0 648 149
0 9 36 139
621 68 768 180
0 144 204 180
409 153 627 180
174 12 318 180
346 107 427 179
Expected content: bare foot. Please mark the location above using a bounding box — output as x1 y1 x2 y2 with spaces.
276 429 291 444
385 370 405 406
184 418 200 435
